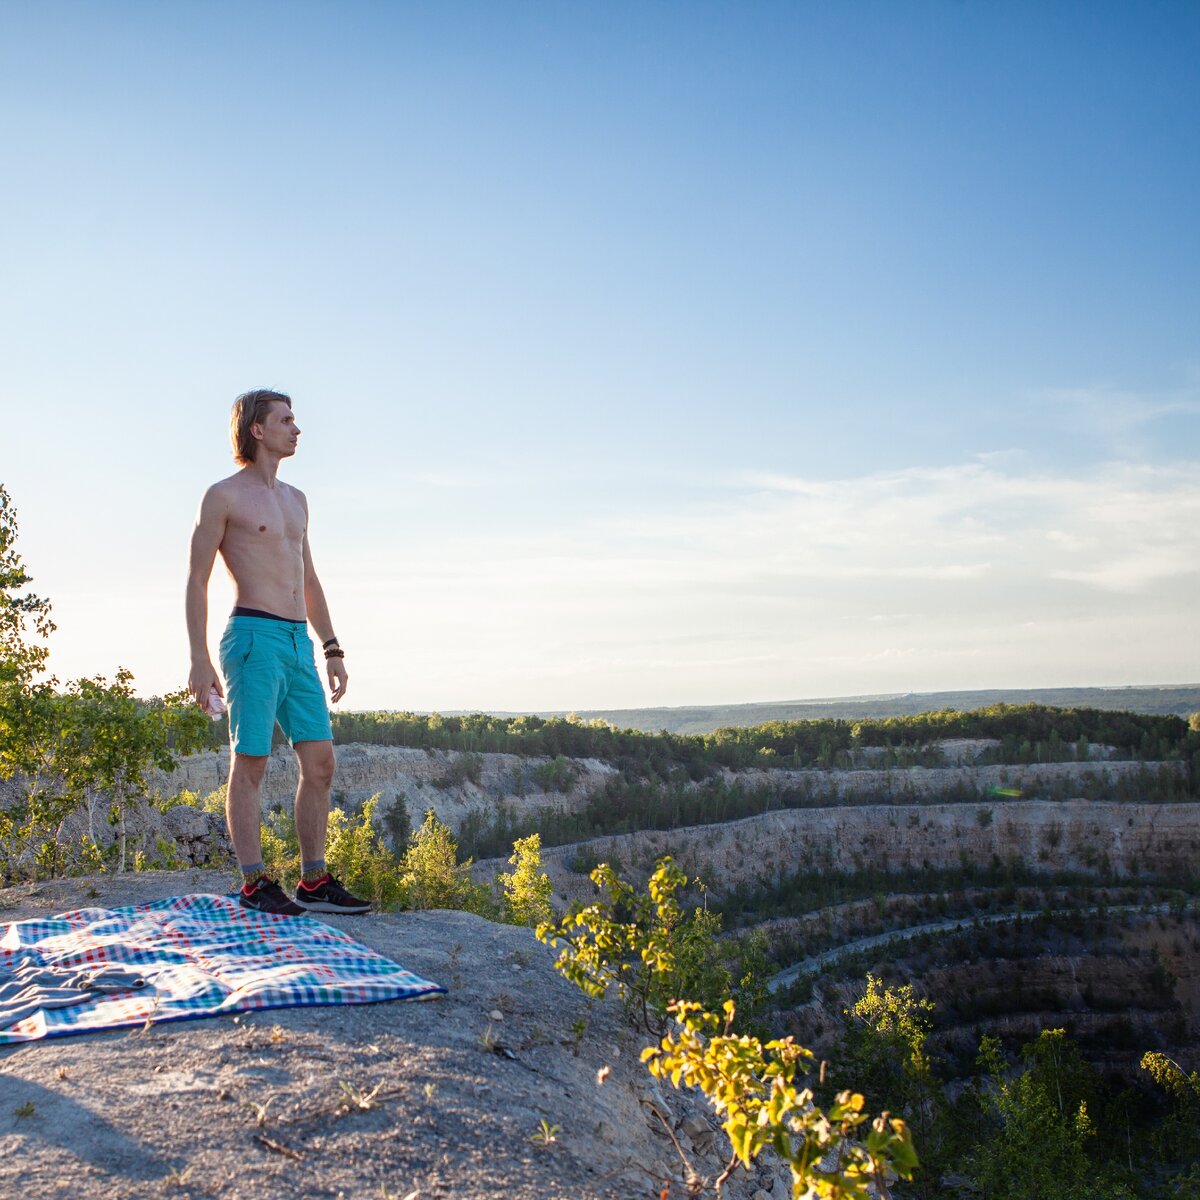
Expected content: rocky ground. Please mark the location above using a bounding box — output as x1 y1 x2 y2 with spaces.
0 870 792 1200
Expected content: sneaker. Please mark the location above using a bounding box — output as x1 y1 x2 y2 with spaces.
294 874 373 914
239 877 306 916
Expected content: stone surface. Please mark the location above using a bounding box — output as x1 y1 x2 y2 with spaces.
0 869 766 1200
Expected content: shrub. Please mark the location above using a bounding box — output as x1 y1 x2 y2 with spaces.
433 751 483 789
538 856 917 1197
531 754 579 793
498 833 554 927
399 808 493 916
538 858 735 1033
326 794 405 909
260 809 299 882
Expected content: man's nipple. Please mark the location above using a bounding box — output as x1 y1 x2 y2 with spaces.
258 525 267 532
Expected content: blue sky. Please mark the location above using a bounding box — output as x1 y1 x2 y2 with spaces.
1 1 1197 710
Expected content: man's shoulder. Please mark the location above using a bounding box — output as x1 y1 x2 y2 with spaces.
204 473 239 496
198 472 245 512
281 480 309 508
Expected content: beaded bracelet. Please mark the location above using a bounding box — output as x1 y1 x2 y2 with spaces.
324 647 345 660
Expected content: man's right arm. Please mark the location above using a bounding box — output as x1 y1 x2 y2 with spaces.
186 485 229 709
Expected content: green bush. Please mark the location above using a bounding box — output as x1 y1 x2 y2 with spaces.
538 856 917 1197
326 794 405 909
433 752 483 789
260 808 300 883
530 754 579 793
399 808 494 916
498 833 553 926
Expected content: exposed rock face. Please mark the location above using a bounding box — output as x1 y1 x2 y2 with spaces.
147 745 617 840
146 743 1163 834
730 756 1166 803
490 799 1200 907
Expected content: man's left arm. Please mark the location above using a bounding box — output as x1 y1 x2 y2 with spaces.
302 529 348 704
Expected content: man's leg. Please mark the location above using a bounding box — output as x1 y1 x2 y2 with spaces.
227 752 269 871
293 739 335 868
291 739 371 913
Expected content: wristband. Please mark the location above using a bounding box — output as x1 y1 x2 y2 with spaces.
322 637 339 649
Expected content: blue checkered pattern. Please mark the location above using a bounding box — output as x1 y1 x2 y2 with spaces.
0 892 444 1044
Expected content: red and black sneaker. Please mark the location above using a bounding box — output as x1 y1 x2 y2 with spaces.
239 877 306 916
294 874 372 914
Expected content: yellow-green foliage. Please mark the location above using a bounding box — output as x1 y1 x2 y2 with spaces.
499 833 553 926
399 808 493 915
645 1000 917 1198
1141 1051 1200 1166
255 799 493 915
200 784 227 815
537 857 733 1032
260 809 300 882
257 794 404 908
538 855 916 1197
326 794 404 909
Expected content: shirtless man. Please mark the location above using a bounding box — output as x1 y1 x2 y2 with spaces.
186 389 370 916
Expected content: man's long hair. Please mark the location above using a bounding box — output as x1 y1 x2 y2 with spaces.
230 389 291 466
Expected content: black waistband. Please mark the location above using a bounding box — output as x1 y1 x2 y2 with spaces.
231 606 306 623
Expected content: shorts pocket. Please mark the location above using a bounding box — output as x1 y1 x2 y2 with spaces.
219 628 255 669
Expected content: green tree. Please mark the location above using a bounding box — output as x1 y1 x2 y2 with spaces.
325 794 406 909
968 1030 1133 1200
498 832 554 926
0 483 54 687
836 976 949 1195
539 858 715 1032
399 808 491 914
1141 1051 1200 1166
50 671 209 873
0 487 208 879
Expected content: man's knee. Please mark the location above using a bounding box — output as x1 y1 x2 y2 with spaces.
298 742 336 789
229 753 268 788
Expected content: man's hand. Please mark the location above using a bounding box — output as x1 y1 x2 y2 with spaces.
189 660 223 713
327 656 348 704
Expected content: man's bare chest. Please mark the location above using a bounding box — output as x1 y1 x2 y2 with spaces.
225 491 306 550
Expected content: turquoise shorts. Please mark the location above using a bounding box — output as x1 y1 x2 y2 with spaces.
218 615 332 756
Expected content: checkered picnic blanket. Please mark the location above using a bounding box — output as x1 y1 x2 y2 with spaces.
0 892 444 1044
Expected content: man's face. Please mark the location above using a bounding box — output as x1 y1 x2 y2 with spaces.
253 402 300 458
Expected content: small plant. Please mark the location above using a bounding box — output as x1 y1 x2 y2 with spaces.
644 999 916 1197
14 1101 35 1118
200 784 227 815
569 1015 589 1055
529 1118 560 1146
434 751 483 789
243 1095 276 1127
260 808 301 883
339 1080 384 1112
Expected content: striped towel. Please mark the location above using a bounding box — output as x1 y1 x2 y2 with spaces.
0 892 444 1044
